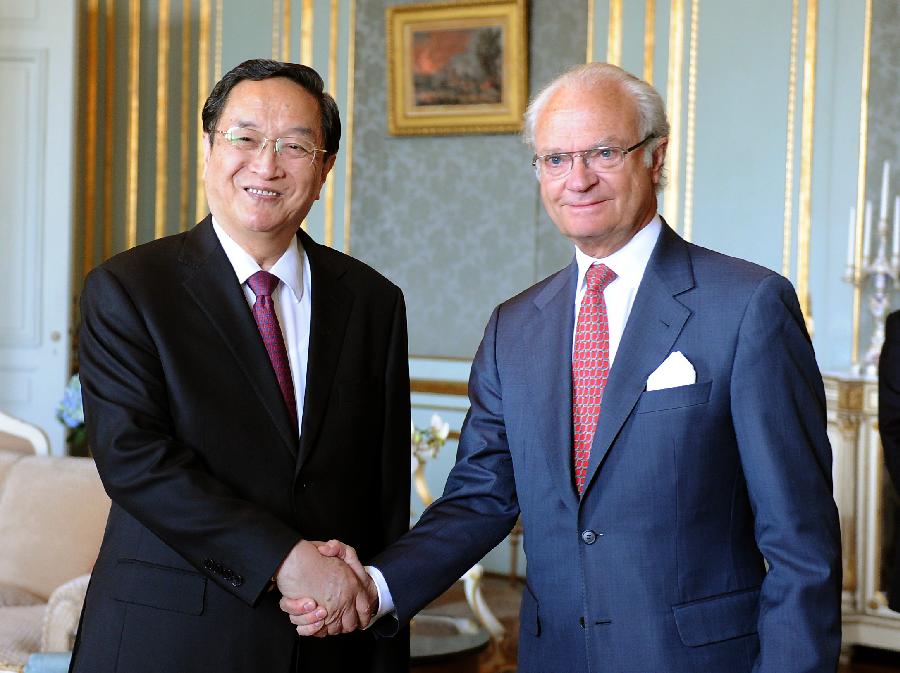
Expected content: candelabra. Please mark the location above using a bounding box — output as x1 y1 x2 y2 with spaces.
844 160 899 377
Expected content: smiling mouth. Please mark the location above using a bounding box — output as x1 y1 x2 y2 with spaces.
245 187 280 197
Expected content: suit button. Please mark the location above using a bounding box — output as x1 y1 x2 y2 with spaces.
231 575 244 588
203 559 214 571
581 530 598 545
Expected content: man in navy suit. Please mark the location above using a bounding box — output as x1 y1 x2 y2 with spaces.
289 62 842 672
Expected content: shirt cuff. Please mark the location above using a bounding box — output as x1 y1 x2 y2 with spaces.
365 565 395 627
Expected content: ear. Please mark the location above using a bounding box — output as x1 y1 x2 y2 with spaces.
650 137 668 184
202 133 212 177
314 153 337 201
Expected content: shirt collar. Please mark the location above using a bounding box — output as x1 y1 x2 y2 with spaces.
211 217 305 303
574 214 662 291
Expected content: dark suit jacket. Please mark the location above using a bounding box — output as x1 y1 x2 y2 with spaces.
71 217 410 673
374 223 841 673
879 310 900 613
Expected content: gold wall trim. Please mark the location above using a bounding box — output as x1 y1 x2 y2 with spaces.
586 0 595 63
282 0 292 61
607 0 623 65
215 0 223 81
343 0 357 253
411 378 469 397
852 0 873 366
301 0 314 66
125 0 140 250
83 0 99 274
102 0 116 259
196 0 212 222
272 0 281 60
324 0 339 247
796 0 818 327
682 0 699 242
782 0 800 278
179 0 193 232
663 0 685 232
643 0 655 84
154 0 171 241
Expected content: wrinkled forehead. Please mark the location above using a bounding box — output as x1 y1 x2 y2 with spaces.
220 77 322 137
534 83 639 152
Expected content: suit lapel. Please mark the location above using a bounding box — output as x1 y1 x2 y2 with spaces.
529 262 580 514
581 224 694 495
179 217 299 459
295 229 354 472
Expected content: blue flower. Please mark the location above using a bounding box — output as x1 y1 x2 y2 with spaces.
56 374 84 429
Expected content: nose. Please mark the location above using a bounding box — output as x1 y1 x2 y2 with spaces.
565 154 598 191
248 139 282 178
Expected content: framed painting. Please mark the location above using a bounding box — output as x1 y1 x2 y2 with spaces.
386 0 527 136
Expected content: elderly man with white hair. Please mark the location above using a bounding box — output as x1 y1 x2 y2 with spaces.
287 62 842 673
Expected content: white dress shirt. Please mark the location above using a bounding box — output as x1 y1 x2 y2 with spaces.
212 219 311 437
572 215 661 365
369 215 663 622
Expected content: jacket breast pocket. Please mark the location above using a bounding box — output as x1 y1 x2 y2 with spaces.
635 380 711 414
112 559 206 615
672 586 760 646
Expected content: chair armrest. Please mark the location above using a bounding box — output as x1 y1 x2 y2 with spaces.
40 575 90 653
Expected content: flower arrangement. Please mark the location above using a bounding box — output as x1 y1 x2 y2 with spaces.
57 373 87 452
411 414 450 461
410 414 451 507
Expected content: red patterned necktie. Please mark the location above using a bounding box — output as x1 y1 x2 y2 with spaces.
247 270 298 431
572 263 617 494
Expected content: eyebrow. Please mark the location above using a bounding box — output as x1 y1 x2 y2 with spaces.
232 120 317 138
537 137 626 154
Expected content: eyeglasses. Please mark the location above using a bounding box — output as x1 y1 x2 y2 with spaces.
532 134 656 179
214 127 327 164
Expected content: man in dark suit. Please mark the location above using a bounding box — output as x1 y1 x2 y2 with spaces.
71 59 410 672
879 310 900 612
289 62 842 672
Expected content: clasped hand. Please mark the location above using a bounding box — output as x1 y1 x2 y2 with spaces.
275 539 373 637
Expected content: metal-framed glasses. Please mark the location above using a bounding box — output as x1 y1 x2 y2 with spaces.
532 134 656 179
215 127 327 164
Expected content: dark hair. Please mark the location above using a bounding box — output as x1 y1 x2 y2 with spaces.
201 58 341 156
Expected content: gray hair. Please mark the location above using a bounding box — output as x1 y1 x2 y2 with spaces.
523 62 669 172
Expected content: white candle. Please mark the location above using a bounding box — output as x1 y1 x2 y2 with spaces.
863 200 873 261
881 160 891 220
894 195 900 258
847 206 857 268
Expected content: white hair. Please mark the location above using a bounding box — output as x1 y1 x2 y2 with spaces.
523 62 669 175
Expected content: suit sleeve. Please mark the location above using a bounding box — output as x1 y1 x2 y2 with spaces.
377 288 412 550
372 306 520 629
729 274 842 672
79 266 300 606
880 312 900 492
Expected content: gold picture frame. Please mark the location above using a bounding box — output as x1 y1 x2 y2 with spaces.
386 0 528 136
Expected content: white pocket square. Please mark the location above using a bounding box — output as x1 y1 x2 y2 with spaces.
646 351 696 391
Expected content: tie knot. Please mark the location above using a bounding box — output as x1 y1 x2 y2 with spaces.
585 263 616 293
247 270 280 298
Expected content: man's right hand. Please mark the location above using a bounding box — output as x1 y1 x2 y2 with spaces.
275 539 375 635
279 539 377 637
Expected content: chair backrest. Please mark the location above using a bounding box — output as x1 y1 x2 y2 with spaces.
0 412 50 456
0 456 110 600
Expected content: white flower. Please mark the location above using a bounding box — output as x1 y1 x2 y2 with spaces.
430 414 450 441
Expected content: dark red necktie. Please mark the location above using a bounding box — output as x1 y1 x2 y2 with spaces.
572 263 616 494
247 270 298 431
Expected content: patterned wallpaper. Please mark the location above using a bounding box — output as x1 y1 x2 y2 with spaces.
869 0 900 209
350 0 587 359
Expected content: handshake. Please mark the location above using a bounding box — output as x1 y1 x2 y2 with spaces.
274 538 378 638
